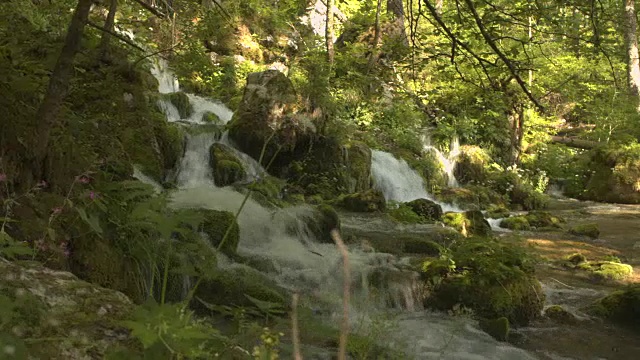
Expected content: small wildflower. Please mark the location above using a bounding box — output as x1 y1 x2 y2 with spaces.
77 175 91 184
89 191 96 200
52 207 63 215
38 180 47 188
0 173 6 182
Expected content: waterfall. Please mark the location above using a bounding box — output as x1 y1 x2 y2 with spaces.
371 150 460 212
148 59 538 360
421 133 460 188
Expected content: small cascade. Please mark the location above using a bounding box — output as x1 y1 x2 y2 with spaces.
151 58 179 94
371 150 460 212
149 58 540 360
421 134 460 188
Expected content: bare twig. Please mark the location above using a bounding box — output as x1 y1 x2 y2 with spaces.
331 229 350 360
131 0 166 18
291 293 303 360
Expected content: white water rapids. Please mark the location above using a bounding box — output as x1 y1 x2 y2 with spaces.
142 59 540 359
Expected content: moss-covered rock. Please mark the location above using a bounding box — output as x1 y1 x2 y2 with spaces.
485 205 511 219
436 185 507 210
209 143 246 186
479 317 510 341
577 261 633 281
198 209 240 255
454 145 491 185
227 70 300 169
167 92 193 119
568 223 600 239
570 143 640 204
500 216 531 231
525 211 564 228
443 210 492 237
337 189 386 212
0 260 134 359
545 305 578 325
406 198 443 221
588 285 640 330
194 266 288 314
403 239 443 255
201 111 222 124
245 175 286 207
424 239 543 325
566 252 587 265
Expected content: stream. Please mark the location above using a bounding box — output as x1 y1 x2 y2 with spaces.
137 59 640 360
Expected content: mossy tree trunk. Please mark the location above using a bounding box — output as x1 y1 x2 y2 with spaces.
32 0 93 186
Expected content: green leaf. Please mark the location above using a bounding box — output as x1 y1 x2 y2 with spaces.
46 228 56 241
76 208 103 236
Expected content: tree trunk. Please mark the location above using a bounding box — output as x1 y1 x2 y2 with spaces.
99 0 118 62
326 0 334 65
509 106 525 165
367 0 383 72
32 0 93 184
624 0 640 97
387 0 407 44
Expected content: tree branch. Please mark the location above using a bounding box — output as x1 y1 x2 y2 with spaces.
462 0 544 113
131 0 166 18
86 20 146 52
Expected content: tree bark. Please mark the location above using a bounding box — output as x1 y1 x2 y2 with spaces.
32 0 94 184
326 0 335 65
367 0 383 72
387 0 407 44
99 0 118 62
624 0 640 97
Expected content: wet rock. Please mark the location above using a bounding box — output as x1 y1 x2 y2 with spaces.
566 252 587 265
577 261 633 282
569 223 600 239
406 198 443 221
545 305 578 325
443 210 492 237
201 111 222 124
479 317 510 341
337 189 386 212
209 143 246 186
525 211 564 229
0 259 134 359
486 205 511 219
197 208 240 255
166 92 193 118
588 284 640 330
500 216 531 231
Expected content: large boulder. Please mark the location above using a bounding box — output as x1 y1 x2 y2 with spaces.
227 70 302 170
209 143 246 186
0 260 134 359
406 198 443 221
338 189 386 212
443 210 492 237
588 285 640 330
197 209 240 255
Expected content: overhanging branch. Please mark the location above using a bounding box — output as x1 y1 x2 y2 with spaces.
462 0 544 113
86 20 146 53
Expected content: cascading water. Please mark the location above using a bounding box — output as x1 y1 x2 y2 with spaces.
371 150 461 212
148 59 540 359
421 133 460 188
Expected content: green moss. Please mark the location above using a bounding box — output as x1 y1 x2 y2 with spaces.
486 205 511 219
194 266 288 313
403 239 443 255
578 261 633 281
478 317 510 341
566 252 587 265
246 176 286 207
198 209 240 255
291 205 341 243
167 92 193 119
406 198 443 221
0 260 134 359
201 111 222 124
425 238 543 325
443 210 492 237
436 185 507 210
209 143 246 186
338 189 386 212
454 145 491 185
545 305 578 324
525 211 564 228
588 285 640 330
499 216 531 231
568 223 600 239
387 203 424 223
